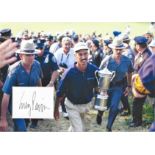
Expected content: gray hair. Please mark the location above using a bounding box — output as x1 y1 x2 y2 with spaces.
62 37 71 44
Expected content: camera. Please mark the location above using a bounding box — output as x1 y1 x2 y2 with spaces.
59 62 68 69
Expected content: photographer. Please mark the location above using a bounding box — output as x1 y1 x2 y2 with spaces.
54 37 75 73
54 37 75 118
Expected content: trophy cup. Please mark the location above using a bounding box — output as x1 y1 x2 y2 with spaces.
94 68 115 111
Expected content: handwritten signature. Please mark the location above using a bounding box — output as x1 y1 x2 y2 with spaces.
19 91 50 117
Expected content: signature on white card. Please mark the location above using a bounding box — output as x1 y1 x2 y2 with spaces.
19 90 50 117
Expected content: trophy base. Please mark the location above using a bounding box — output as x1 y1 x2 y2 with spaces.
94 105 107 111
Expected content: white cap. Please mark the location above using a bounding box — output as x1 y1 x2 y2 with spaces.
74 42 88 53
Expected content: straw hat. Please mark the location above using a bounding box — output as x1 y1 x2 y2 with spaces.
16 40 39 55
108 36 127 49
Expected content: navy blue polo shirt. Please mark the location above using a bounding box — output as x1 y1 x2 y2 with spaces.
57 63 98 105
3 60 43 95
35 51 59 85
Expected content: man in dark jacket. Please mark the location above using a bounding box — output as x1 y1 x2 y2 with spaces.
90 39 104 67
130 36 152 127
132 39 155 131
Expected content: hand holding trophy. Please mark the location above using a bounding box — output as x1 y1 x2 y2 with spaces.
94 67 115 111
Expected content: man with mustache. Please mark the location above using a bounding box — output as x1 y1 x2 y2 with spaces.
54 42 98 131
0 40 42 131
96 36 134 131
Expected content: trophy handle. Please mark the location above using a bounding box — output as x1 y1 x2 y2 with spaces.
95 70 99 85
110 71 115 81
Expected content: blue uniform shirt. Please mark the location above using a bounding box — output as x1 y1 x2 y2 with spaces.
35 51 59 85
122 46 135 65
107 55 134 84
2 60 43 131
57 63 98 105
3 60 43 95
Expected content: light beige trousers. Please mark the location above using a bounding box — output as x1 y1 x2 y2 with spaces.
65 98 93 132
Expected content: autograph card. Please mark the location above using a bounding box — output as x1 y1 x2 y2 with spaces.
12 87 54 119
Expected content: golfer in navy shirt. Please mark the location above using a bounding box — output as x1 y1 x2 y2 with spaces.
54 42 98 131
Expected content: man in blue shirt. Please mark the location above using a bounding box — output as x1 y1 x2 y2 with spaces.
54 42 98 131
97 36 134 131
35 42 59 86
30 41 59 128
0 40 42 131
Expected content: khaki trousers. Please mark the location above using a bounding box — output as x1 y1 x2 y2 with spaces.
65 98 93 132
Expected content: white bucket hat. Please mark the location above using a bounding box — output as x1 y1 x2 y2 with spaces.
16 40 39 55
108 36 128 49
74 42 88 53
149 39 155 47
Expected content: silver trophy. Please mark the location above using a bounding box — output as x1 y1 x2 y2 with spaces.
94 68 115 111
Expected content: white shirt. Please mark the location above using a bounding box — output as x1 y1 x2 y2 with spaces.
54 48 76 68
49 42 61 53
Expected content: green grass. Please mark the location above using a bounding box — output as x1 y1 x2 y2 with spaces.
0 22 151 37
128 96 154 125
143 103 154 124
